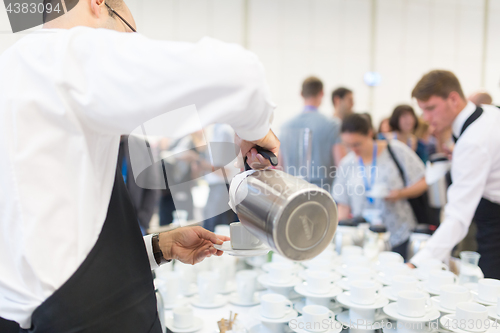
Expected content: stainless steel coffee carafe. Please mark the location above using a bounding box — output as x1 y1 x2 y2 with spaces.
427 153 451 208
230 149 338 261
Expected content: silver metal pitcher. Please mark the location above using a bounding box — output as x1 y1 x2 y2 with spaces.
427 154 451 209
230 150 338 261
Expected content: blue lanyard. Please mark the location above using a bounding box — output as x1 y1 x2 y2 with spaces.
359 143 377 204
121 157 128 184
303 105 318 113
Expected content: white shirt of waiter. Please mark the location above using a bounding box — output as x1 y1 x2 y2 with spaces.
411 102 500 266
0 27 275 328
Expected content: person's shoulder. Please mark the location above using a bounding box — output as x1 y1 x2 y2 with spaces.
339 151 356 167
386 139 415 157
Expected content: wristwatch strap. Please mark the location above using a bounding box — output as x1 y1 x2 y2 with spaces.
152 233 170 266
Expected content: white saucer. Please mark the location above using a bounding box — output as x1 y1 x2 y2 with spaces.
383 302 440 323
382 325 440 333
298 270 342 281
336 310 388 330
263 262 304 274
294 282 342 298
288 316 343 333
430 296 455 314
163 297 190 310
214 241 270 257
165 316 204 333
248 323 294 333
249 305 298 323
180 284 198 297
258 274 302 288
218 281 236 295
412 268 430 281
336 292 389 310
488 306 500 321
293 300 343 315
303 260 342 270
380 286 398 302
376 274 396 286
190 294 227 309
245 256 268 268
474 294 498 306
228 292 261 306
440 314 499 333
421 282 442 296
336 278 382 291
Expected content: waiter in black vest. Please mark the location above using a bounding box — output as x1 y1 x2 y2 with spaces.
0 0 279 331
409 70 500 279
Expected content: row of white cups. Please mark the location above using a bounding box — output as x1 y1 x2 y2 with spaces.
156 242 500 333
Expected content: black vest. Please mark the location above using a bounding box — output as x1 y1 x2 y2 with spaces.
455 107 500 279
1 167 162 333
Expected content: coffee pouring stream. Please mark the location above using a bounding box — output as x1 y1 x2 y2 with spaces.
229 147 338 261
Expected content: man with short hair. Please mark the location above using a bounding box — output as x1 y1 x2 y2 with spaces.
280 77 345 190
331 87 354 120
409 70 500 279
0 0 279 331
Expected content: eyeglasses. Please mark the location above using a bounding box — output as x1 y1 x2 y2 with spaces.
105 3 136 32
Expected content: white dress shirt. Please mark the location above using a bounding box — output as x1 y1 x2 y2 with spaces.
411 102 500 266
0 27 275 328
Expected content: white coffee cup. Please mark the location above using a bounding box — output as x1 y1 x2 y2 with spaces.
439 284 471 310
350 280 377 305
306 271 335 294
307 259 333 272
230 222 263 250
157 271 181 304
397 290 431 318
197 271 218 304
301 305 334 333
349 308 376 322
313 250 337 262
342 246 363 256
346 266 373 282
378 251 404 265
427 270 456 292
175 263 196 296
173 306 193 329
478 278 500 303
306 297 331 308
418 259 447 278
260 294 293 319
392 275 418 297
214 224 230 237
268 262 295 284
236 270 257 303
455 302 488 332
380 262 412 278
343 254 370 268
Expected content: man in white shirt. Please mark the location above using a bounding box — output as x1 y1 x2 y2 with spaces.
0 0 279 331
409 70 500 279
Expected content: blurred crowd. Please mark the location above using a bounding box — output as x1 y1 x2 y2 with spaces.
120 71 498 259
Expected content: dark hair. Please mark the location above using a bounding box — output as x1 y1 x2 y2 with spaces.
341 114 371 135
412 70 465 101
301 76 323 98
331 87 353 103
389 104 418 132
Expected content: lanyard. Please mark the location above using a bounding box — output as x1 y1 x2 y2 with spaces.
303 105 318 113
359 143 377 204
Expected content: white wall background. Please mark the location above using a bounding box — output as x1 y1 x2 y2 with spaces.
0 0 498 133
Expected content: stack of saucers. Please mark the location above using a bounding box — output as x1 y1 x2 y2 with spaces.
336 280 390 333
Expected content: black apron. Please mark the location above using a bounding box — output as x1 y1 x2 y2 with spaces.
455 106 500 279
1 167 162 333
